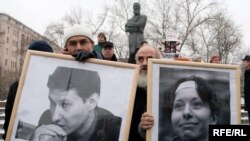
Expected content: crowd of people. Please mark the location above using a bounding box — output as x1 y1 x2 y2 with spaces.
2 4 249 141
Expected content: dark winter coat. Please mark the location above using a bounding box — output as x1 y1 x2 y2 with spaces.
102 54 118 61
129 87 147 141
244 69 250 111
3 80 19 139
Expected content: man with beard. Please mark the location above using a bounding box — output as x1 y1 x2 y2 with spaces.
129 45 161 141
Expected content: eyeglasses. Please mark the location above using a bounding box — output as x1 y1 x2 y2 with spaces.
67 39 92 47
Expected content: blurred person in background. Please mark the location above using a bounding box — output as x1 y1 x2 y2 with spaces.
3 40 53 140
210 54 220 64
101 41 117 61
94 32 107 54
242 55 250 122
191 54 202 62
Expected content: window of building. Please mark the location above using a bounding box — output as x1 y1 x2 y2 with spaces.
6 48 8 54
8 27 10 33
11 61 15 68
22 34 25 40
5 59 8 66
12 40 17 47
12 51 16 57
7 37 9 44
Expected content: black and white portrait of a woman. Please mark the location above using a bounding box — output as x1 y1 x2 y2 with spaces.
148 60 240 141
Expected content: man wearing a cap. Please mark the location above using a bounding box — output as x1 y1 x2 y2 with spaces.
242 55 250 122
30 67 121 141
60 24 103 61
101 41 117 61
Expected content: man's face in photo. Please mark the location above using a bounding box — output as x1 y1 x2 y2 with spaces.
48 88 94 134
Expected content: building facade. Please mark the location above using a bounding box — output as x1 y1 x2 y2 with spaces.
0 13 60 98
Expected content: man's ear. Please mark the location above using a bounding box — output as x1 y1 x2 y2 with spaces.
88 93 99 110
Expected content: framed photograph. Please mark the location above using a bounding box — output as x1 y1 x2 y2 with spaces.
6 50 139 141
147 59 241 141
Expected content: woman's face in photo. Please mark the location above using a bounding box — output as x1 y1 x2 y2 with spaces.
171 87 214 141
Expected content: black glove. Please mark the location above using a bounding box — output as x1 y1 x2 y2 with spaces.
72 51 95 61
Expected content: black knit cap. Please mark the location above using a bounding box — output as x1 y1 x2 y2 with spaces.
47 66 101 100
28 40 53 52
103 41 114 48
242 55 250 61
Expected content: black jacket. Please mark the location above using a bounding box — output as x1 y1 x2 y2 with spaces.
129 87 147 141
3 80 19 139
102 54 118 61
35 107 121 141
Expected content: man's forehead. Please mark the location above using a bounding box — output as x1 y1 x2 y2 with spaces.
138 54 154 58
68 35 89 41
137 48 156 57
133 4 140 8
49 89 79 99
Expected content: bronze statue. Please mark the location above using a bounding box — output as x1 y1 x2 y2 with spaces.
125 3 147 55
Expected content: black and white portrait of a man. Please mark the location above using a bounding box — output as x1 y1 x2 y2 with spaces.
8 52 138 141
28 66 121 141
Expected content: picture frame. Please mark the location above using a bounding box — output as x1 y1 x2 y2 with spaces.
6 50 139 141
147 59 241 141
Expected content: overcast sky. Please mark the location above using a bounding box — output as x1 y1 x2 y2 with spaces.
0 0 249 50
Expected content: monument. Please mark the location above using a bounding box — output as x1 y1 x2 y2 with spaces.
125 3 147 57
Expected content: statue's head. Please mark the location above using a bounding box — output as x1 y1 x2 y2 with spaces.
133 3 141 15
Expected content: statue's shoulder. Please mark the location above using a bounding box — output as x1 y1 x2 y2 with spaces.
140 15 147 20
